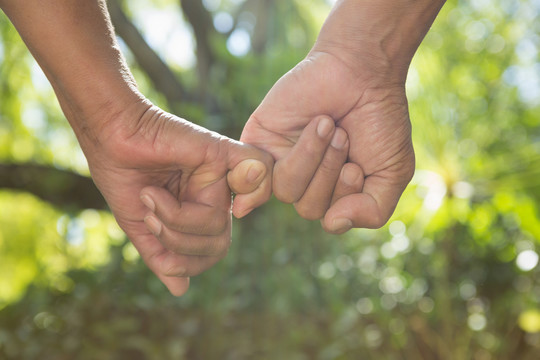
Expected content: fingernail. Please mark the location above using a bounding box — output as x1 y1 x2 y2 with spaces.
331 130 348 150
341 166 359 186
140 194 155 212
247 165 263 183
144 215 162 236
317 117 333 138
329 218 353 233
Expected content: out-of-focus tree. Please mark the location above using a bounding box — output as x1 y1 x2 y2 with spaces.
1 0 539 358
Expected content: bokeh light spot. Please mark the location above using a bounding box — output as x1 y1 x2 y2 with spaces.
468 313 487 331
227 28 251 56
516 250 539 271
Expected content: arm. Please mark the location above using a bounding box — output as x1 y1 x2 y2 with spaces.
314 0 445 82
0 0 273 296
241 0 445 233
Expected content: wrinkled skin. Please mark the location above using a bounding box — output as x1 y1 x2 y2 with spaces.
241 51 415 233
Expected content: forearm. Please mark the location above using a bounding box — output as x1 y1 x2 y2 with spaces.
0 0 144 146
313 0 446 82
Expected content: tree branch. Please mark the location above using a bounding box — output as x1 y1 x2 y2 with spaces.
0 163 108 212
179 0 216 98
250 0 272 54
106 0 188 111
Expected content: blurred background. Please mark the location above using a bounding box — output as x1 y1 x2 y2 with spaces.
1 0 539 358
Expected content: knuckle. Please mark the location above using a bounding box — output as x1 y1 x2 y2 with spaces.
404 163 415 184
368 211 387 229
303 140 326 157
273 178 301 204
161 256 187 277
209 236 232 257
160 208 183 230
185 237 229 257
208 211 229 235
274 186 300 204
294 202 325 221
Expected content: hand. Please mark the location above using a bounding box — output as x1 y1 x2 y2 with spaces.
241 0 444 233
0 0 273 297
82 101 273 296
241 51 414 234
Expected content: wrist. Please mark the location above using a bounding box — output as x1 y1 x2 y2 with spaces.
2 0 150 155
56 84 147 149
60 89 152 166
312 0 446 83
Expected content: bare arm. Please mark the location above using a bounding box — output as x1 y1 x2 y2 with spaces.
1 0 142 144
314 0 446 83
0 0 273 295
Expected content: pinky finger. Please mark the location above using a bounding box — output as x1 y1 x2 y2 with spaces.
330 162 365 206
228 158 273 218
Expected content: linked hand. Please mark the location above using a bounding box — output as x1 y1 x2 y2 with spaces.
84 103 273 296
241 51 414 234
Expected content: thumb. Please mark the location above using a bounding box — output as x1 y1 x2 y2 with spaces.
228 159 267 195
223 141 274 218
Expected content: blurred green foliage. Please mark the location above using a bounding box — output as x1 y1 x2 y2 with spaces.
1 0 540 358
